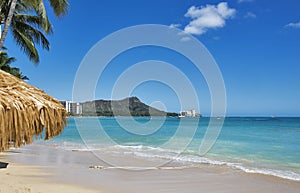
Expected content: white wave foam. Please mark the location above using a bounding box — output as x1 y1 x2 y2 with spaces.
40 141 300 181
113 144 167 153
233 165 300 181
130 148 300 181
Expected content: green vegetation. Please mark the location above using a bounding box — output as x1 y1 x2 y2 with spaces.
0 0 69 78
80 97 178 117
0 51 28 80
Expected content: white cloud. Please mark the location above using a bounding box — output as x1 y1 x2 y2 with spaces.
244 12 256 18
285 22 300 28
169 23 181 28
180 36 192 42
183 2 236 35
238 0 254 3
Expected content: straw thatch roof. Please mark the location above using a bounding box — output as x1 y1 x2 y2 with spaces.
0 70 67 151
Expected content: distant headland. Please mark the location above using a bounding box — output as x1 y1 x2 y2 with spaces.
60 97 179 117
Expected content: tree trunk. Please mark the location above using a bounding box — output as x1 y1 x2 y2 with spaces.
0 0 18 51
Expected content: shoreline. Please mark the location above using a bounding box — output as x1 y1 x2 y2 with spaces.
1 144 300 193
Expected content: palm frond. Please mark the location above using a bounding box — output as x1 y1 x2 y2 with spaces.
14 13 53 34
13 19 50 50
0 51 28 80
48 0 69 17
12 28 39 64
1 0 69 64
0 52 16 66
19 0 52 34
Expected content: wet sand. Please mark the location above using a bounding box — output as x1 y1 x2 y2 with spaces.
1 144 299 193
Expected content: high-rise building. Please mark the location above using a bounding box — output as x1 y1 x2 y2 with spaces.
179 109 200 117
60 101 82 115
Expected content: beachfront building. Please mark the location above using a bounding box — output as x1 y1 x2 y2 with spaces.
179 109 201 117
60 101 82 115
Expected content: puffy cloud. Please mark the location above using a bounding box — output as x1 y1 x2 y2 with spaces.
285 22 300 28
183 2 236 35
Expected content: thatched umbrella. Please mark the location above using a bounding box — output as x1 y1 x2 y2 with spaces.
0 70 67 152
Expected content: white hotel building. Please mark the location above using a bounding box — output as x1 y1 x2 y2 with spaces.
179 109 200 117
60 101 82 115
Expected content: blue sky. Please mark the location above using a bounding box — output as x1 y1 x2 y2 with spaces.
4 0 300 116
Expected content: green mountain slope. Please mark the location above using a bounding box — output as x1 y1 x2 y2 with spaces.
81 97 178 116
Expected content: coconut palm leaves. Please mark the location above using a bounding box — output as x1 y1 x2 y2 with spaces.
1 0 51 63
0 51 28 80
46 0 69 17
11 13 50 63
0 0 18 51
0 0 69 63
0 52 16 70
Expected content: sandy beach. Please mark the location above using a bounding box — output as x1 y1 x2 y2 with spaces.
1 0 300 192
1 144 300 193
0 163 100 193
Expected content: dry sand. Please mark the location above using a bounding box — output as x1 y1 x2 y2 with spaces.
1 144 300 193
0 163 99 193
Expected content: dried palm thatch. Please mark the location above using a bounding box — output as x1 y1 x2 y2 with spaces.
0 70 67 151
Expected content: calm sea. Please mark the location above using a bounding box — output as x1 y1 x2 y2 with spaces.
40 117 300 181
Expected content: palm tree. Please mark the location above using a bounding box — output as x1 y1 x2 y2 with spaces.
0 0 18 50
10 9 51 63
0 51 28 80
0 51 16 70
0 0 69 61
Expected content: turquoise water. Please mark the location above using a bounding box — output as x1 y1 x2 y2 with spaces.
42 117 300 180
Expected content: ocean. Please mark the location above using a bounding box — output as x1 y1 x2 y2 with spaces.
39 117 300 181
